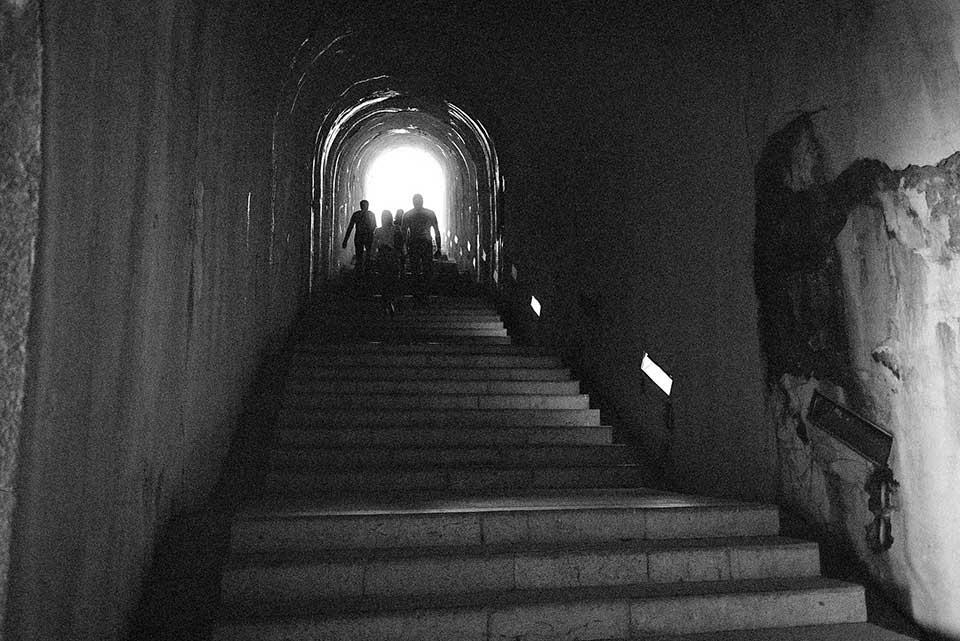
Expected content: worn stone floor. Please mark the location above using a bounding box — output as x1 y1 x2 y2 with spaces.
127 285 935 640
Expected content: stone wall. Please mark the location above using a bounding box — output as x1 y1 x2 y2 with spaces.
490 2 774 500
3 2 307 639
0 0 40 629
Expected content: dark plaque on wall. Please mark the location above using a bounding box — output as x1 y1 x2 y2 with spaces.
807 390 894 467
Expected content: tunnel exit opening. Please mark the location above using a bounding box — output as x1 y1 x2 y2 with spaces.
308 95 500 288
363 145 447 235
268 31 502 294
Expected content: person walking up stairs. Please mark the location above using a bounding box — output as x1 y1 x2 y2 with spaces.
213 290 916 641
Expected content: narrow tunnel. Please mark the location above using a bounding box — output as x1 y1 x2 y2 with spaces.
4 1 960 640
309 90 500 285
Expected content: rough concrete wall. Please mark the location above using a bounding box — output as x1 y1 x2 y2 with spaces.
0 0 40 630
749 0 960 635
3 2 307 639
490 3 773 500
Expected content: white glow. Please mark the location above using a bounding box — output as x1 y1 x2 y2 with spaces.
531 296 541 316
641 353 673 396
364 146 446 233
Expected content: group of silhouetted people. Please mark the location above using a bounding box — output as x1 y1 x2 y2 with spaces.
342 193 441 312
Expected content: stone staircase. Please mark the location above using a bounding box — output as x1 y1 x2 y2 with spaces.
212 292 914 640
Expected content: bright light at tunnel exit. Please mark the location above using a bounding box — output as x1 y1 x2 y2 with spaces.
363 146 446 236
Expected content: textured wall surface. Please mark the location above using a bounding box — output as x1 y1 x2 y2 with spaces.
3 2 308 639
491 3 773 501
0 0 40 629
749 0 960 636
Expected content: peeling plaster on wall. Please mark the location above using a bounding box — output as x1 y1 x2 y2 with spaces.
0 0 39 627
757 112 960 635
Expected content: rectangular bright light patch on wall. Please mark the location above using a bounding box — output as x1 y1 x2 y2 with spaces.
641 352 672 396
511 265 518 281
531 296 541 316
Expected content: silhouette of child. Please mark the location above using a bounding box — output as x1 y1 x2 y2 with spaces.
373 210 403 314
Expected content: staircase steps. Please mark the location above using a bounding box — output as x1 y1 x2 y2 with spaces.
269 444 634 467
279 408 602 428
286 379 581 395
304 334 515 345
276 425 614 446
222 536 820 605
289 366 573 381
305 327 509 338
312 318 506 330
216 578 866 640
266 465 649 495
291 353 560 367
285 392 590 410
296 342 543 354
230 491 782 553
213 291 912 640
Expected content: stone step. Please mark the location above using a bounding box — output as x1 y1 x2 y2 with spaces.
313 319 505 330
310 295 493 307
309 308 500 319
644 623 918 640
291 352 560 368
275 425 614 447
283 392 591 410
213 577 866 640
288 366 572 381
221 537 820 606
306 326 509 337
294 342 542 355
265 463 647 495
268 444 633 469
387 312 501 321
285 379 581 396
308 334 514 345
279 408 602 428
231 490 781 554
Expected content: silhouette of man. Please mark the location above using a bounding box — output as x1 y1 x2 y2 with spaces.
401 194 441 292
342 199 377 278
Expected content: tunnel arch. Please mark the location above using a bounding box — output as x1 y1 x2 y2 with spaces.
269 29 501 295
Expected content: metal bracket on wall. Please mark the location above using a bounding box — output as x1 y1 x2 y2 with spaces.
865 466 899 553
807 390 898 552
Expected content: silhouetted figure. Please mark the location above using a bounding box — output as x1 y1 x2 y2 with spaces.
395 209 407 284
401 194 441 296
373 210 404 314
342 199 376 281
